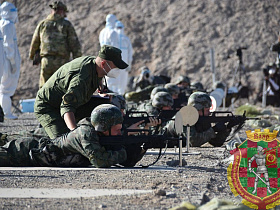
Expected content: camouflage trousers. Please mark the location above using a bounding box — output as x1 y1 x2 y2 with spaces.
40 56 69 88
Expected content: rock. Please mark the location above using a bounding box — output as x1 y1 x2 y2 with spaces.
154 189 166 196
166 192 177 198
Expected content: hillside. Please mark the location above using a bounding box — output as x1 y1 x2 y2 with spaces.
7 0 280 101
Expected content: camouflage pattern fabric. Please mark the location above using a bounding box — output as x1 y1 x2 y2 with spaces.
91 104 123 132
164 83 180 96
172 75 190 85
164 119 230 147
0 118 127 168
137 100 159 116
188 91 211 110
34 56 102 139
29 13 82 88
152 92 173 109
150 86 167 100
39 56 69 88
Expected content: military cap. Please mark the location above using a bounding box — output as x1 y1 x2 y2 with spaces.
98 45 128 69
49 1 68 12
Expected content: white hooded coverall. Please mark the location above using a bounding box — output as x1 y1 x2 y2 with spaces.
0 2 21 119
114 20 133 95
99 14 121 93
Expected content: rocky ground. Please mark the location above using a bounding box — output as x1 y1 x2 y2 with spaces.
0 103 279 209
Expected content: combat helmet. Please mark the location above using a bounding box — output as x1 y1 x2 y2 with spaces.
152 92 173 109
191 81 204 91
49 1 68 12
111 94 126 110
164 83 180 96
173 75 190 85
150 86 168 100
188 91 211 111
91 104 123 132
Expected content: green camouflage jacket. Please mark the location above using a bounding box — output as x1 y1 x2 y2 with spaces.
34 56 103 117
29 13 81 60
0 118 127 167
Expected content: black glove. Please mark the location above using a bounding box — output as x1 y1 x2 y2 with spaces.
119 144 145 167
213 122 227 132
227 117 241 129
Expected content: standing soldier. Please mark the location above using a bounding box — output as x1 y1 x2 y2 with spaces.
29 1 82 88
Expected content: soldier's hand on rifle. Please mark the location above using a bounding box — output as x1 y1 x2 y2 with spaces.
126 120 146 135
213 121 227 132
145 117 161 128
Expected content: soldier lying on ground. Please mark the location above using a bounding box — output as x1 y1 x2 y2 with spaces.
0 104 158 168
165 92 237 147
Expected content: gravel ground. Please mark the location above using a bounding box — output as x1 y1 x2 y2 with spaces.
0 107 278 209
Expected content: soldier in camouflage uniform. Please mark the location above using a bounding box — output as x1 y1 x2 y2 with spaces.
164 83 186 110
34 45 128 139
186 91 231 147
137 87 169 116
0 104 139 168
29 1 82 88
164 91 231 147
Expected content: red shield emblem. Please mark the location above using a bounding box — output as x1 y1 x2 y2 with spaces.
228 129 280 209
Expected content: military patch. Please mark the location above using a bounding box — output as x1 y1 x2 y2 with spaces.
62 92 77 104
227 129 280 209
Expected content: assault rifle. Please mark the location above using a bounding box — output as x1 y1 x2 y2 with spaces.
123 110 177 125
196 111 259 134
99 132 184 148
99 130 185 167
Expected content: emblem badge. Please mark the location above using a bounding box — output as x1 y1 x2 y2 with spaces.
228 129 280 209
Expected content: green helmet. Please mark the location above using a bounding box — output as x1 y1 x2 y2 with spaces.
49 1 68 12
188 91 211 111
173 75 190 85
91 104 123 132
164 83 180 96
111 95 126 110
152 92 173 109
150 86 168 100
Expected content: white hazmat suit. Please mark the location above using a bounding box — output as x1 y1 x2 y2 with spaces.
0 29 4 78
99 14 120 93
0 2 21 119
114 21 133 94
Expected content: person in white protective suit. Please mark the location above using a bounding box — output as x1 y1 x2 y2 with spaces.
114 20 133 95
99 14 120 93
0 29 4 79
0 2 21 120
